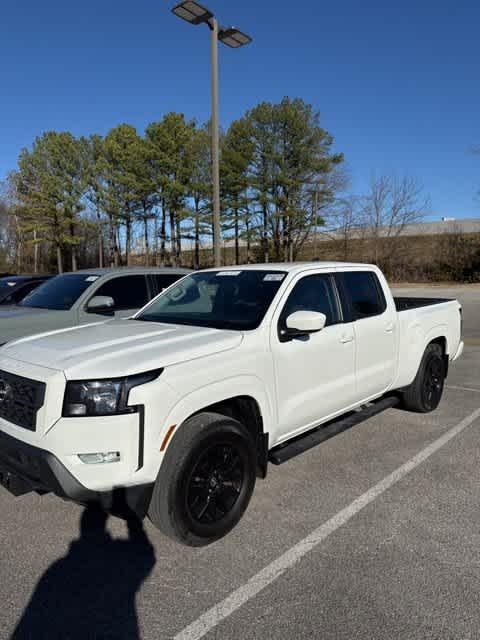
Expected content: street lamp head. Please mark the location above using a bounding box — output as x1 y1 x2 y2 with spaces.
171 0 213 25
218 27 252 48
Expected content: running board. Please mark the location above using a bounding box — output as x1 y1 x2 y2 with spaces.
269 396 400 465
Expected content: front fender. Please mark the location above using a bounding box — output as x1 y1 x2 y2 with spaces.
160 375 274 452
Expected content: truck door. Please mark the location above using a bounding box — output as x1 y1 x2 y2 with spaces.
271 272 356 443
336 269 397 401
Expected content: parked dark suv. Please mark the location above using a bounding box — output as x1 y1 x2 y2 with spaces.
0 275 52 307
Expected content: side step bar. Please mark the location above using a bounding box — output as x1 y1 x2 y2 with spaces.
269 395 400 465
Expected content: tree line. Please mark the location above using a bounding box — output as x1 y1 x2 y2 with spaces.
3 97 347 273
1 95 432 274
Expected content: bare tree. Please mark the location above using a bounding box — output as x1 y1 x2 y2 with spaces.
362 175 430 264
323 195 363 260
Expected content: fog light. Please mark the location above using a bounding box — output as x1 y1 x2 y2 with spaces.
78 452 120 464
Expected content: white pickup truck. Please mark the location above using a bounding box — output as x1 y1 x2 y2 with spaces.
0 262 463 546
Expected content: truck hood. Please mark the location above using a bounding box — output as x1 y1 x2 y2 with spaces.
0 306 69 343
1 319 243 378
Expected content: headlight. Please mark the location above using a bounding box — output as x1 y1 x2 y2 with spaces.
62 369 162 417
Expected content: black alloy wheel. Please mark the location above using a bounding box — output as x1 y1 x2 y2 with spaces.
422 354 445 411
148 412 257 546
402 343 446 413
186 443 244 525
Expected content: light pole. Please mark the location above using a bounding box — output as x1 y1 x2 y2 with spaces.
171 1 252 267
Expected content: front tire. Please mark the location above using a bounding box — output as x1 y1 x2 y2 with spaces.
402 343 446 413
148 412 256 547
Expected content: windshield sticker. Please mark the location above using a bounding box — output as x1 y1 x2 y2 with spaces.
216 271 242 276
85 276 100 282
263 273 285 282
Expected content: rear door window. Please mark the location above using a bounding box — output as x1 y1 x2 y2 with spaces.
340 271 386 319
93 275 149 310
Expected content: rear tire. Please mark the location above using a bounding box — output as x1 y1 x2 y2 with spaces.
402 343 445 413
148 412 257 547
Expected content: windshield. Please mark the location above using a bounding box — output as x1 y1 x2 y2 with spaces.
137 270 286 330
19 273 99 310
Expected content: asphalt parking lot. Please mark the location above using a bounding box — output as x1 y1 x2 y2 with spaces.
1 284 479 640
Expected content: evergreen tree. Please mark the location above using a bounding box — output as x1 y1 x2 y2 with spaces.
244 98 344 261
12 131 87 272
146 113 195 266
221 118 255 264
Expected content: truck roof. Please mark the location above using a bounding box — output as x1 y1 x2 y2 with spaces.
57 266 192 276
201 261 376 274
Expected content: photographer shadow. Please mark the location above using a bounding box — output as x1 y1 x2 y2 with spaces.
12 504 156 640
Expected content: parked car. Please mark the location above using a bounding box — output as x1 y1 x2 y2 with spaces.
0 275 52 307
0 266 190 345
0 262 463 546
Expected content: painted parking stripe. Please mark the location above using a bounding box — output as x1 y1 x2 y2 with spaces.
447 385 480 394
174 407 480 640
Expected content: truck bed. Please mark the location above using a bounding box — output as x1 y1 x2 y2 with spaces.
394 296 453 311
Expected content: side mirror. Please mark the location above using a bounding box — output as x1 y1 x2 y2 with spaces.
87 295 115 315
282 310 326 341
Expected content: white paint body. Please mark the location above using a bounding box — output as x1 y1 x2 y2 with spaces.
0 263 463 494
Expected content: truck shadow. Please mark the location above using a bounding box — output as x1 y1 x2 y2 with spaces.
11 503 156 640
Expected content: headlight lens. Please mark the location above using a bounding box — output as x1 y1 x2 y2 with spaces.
62 369 162 417
64 380 122 416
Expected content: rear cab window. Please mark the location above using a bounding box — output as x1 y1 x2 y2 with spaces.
337 271 387 320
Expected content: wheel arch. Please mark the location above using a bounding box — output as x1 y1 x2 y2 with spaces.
426 335 449 378
414 329 449 383
425 331 448 355
394 325 449 390
160 380 273 478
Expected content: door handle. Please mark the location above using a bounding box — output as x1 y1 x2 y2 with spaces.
340 334 354 344
385 323 395 333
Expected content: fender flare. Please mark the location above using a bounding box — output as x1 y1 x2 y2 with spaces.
409 325 449 386
423 323 449 354
160 375 274 455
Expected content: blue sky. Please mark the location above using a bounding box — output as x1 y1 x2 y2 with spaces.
1 0 479 219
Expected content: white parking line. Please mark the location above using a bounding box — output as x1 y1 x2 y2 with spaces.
174 407 480 640
447 385 480 394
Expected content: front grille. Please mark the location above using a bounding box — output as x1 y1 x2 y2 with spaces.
0 370 46 431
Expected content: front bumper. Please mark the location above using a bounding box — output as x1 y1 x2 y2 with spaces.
0 429 153 518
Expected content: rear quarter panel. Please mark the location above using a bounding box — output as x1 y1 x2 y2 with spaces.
393 300 461 389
